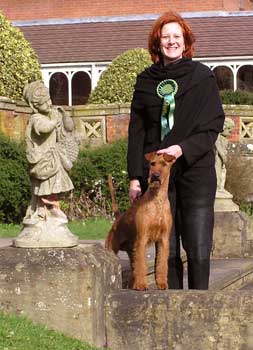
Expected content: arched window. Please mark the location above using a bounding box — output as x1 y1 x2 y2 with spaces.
72 71 91 105
49 72 68 105
213 66 233 90
237 65 253 91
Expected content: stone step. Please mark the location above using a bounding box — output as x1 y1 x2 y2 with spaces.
119 245 253 290
105 289 253 350
1 238 252 290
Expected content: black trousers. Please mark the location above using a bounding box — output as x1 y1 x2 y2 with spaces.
168 204 214 289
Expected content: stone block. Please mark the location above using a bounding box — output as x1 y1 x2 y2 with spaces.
213 211 253 258
105 290 253 350
0 243 121 347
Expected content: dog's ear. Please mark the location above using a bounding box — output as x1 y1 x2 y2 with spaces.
163 154 176 163
145 152 156 161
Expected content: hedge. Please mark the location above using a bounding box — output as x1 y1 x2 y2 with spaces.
0 133 30 223
220 89 253 105
0 12 41 100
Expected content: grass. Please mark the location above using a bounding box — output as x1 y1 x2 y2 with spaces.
0 217 113 349
0 311 102 350
68 217 112 240
0 217 112 240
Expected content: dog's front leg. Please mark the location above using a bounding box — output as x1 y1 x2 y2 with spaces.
132 237 148 291
126 249 134 289
155 237 169 289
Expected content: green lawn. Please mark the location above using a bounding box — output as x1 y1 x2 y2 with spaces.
0 217 112 240
0 311 102 350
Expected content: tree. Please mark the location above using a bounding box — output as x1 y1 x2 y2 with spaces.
0 12 41 100
88 48 152 104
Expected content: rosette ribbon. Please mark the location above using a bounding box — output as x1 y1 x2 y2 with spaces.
157 79 178 140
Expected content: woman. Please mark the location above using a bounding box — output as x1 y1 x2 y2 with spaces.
127 12 225 289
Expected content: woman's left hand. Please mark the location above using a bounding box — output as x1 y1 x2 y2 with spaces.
157 145 183 159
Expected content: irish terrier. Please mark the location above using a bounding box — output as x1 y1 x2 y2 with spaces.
105 152 175 291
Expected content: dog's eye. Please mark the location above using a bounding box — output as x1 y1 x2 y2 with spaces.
150 161 155 166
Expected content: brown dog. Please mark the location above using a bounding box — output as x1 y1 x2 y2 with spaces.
105 152 175 291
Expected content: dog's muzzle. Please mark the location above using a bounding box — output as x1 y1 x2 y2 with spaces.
150 173 161 184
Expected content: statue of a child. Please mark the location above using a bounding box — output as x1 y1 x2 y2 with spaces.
215 118 235 194
23 81 79 220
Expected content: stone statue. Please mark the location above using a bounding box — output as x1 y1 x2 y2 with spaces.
214 117 239 212
215 118 235 193
13 81 79 247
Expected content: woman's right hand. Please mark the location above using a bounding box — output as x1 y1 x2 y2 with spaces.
129 179 142 204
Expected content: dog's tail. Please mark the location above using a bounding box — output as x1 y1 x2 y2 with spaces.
108 175 121 219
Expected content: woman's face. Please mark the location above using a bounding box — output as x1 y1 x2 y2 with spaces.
160 22 185 64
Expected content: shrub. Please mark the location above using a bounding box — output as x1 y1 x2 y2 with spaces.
0 12 41 100
220 89 253 105
0 133 30 223
0 135 130 223
88 48 152 104
69 139 129 219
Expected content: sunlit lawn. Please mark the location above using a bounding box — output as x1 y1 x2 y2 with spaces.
0 217 112 240
0 311 102 350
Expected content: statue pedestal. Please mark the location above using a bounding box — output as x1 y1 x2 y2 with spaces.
0 244 121 347
13 216 79 248
214 190 239 212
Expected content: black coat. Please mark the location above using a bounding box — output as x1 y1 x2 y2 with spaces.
127 58 225 207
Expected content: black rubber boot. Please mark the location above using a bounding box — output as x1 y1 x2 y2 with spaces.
168 257 184 289
187 257 210 289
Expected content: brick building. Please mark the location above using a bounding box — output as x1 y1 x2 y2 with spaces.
1 0 253 20
0 1 253 105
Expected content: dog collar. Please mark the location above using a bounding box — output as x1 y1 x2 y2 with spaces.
157 79 178 140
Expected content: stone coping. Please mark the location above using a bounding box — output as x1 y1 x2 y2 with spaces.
1 238 252 291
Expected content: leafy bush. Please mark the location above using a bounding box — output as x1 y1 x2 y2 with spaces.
0 12 41 100
0 135 130 223
88 48 152 104
0 133 30 223
220 90 253 105
69 139 129 218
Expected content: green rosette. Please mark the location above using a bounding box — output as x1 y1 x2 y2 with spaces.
157 79 178 140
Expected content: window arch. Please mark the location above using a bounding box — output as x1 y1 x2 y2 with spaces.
237 65 253 91
72 71 91 105
49 72 68 105
213 66 233 90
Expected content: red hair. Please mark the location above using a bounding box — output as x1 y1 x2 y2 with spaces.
148 11 195 63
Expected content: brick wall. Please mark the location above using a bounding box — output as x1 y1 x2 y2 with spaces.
0 97 252 146
0 97 30 141
1 0 252 21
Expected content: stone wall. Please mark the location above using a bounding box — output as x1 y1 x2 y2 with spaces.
1 97 253 147
105 290 253 350
71 103 130 147
0 243 121 348
0 97 130 146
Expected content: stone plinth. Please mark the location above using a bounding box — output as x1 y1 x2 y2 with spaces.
213 211 253 258
214 190 239 212
105 290 253 350
0 244 121 347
